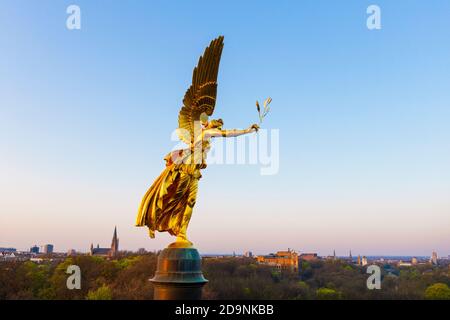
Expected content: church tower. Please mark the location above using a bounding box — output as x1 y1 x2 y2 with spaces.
110 226 119 257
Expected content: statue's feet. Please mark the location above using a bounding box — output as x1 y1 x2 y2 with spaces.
168 235 193 248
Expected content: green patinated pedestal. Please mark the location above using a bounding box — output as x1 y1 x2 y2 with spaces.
150 246 208 300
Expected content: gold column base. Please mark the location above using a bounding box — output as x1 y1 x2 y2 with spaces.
167 239 193 248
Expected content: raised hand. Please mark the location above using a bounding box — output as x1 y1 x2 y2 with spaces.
250 124 260 132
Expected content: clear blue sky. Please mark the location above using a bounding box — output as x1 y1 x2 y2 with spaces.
1 1 449 256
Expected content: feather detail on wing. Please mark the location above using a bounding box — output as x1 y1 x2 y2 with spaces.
177 36 224 145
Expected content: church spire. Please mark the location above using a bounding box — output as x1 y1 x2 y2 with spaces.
110 226 119 257
113 226 117 241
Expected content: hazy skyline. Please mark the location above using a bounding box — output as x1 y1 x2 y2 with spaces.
1 1 450 256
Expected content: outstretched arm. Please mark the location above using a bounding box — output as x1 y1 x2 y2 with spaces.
205 124 259 138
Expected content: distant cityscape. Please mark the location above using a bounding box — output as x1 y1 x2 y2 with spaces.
251 249 449 275
1 227 449 272
1 226 121 262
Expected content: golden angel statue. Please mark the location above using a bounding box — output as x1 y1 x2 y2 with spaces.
135 36 260 247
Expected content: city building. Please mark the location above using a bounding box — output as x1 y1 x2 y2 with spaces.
90 226 119 258
42 244 54 254
411 257 418 265
299 253 318 261
357 255 361 265
430 251 438 265
30 245 39 254
256 249 299 271
398 260 412 267
0 252 17 260
325 250 337 260
0 247 16 253
362 256 368 266
67 249 77 256
244 251 253 258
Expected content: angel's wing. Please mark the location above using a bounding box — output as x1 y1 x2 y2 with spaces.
177 36 224 145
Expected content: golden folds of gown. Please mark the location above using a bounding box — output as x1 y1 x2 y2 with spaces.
135 141 209 241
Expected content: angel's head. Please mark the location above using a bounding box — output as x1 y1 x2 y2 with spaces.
207 118 223 129
200 113 223 129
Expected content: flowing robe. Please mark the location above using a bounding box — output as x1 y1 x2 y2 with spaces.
135 143 208 238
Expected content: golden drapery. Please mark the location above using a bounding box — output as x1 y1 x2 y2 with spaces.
135 150 202 238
